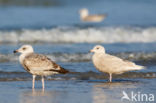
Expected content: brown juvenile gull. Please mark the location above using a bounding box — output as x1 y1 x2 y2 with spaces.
90 45 145 82
14 45 69 89
79 8 107 22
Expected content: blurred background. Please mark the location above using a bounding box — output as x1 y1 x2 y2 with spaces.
0 0 156 43
0 0 156 29
0 0 156 103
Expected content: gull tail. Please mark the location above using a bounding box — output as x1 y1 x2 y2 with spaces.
125 65 145 72
51 61 69 74
134 65 145 70
98 13 108 17
59 67 69 74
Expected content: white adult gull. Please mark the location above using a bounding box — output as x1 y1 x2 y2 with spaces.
79 8 107 22
14 45 69 89
90 45 145 82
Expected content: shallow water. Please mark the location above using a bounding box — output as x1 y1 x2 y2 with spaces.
0 79 155 103
0 43 156 103
0 0 156 30
0 0 156 102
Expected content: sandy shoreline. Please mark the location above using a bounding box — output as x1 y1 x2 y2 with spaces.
0 78 155 103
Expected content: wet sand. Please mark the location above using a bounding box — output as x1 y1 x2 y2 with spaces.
0 78 155 103
0 0 156 102
0 43 156 103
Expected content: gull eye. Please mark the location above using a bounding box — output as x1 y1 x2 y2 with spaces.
96 47 99 50
23 47 26 50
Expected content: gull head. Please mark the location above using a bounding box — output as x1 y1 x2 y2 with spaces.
90 45 105 53
13 45 34 54
79 8 89 18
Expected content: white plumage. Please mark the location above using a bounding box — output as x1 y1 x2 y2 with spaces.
90 45 145 82
79 8 107 22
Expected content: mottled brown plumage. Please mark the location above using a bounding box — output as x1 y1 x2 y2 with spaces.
14 45 69 89
23 53 69 76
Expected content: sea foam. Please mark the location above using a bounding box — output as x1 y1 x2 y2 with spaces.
0 52 156 63
0 26 156 43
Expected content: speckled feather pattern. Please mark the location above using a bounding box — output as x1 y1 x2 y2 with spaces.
22 53 68 76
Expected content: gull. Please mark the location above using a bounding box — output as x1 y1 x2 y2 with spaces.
79 8 107 22
14 45 69 90
90 45 145 82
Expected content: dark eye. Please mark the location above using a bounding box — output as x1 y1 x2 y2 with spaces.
23 48 26 50
96 47 99 49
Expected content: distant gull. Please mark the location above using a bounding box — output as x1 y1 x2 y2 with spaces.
14 45 69 90
90 45 145 82
79 8 107 22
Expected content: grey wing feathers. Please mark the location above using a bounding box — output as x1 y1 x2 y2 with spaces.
102 54 135 68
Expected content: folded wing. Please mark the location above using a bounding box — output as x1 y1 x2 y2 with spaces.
23 53 69 74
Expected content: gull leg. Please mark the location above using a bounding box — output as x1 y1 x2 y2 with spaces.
41 76 45 90
32 75 36 89
109 73 112 82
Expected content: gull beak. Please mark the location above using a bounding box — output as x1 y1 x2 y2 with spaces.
13 50 18 53
89 49 94 53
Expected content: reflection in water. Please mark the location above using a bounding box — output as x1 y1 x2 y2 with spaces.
19 87 92 103
20 90 67 103
92 82 138 103
19 81 141 103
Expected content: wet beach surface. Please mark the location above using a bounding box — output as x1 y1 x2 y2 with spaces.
0 79 155 103
0 0 156 102
0 43 156 103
